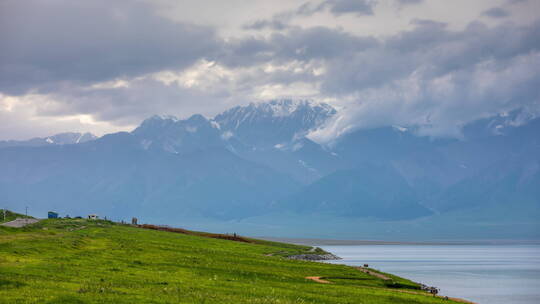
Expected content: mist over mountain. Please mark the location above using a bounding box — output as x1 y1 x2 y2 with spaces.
1 100 538 239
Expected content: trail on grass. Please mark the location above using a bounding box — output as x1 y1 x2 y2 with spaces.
305 276 331 284
354 266 391 280
1 218 40 228
306 267 477 304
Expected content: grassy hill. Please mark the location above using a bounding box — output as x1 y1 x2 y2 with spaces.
0 218 464 304
0 209 33 224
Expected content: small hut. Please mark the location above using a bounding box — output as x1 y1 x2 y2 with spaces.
88 214 98 220
48 211 59 219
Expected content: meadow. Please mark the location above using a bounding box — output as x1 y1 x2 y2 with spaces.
0 218 463 303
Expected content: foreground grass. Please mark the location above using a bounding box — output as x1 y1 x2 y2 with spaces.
0 219 460 304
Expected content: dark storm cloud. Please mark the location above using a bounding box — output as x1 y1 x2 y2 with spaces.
221 27 378 68
396 0 423 5
219 18 540 99
319 20 540 94
270 27 378 60
298 0 376 17
36 78 234 126
0 0 220 95
482 7 511 18
243 19 290 31
508 0 528 5
27 15 540 135
307 19 540 139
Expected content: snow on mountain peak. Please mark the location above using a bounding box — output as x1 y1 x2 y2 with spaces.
211 99 337 148
245 99 334 118
214 99 336 130
129 100 337 151
261 99 307 117
147 114 179 122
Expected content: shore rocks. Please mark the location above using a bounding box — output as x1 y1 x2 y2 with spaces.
287 253 341 261
420 284 439 294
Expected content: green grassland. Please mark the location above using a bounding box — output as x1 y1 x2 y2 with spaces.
0 218 461 304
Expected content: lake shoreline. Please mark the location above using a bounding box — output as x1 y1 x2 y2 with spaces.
317 247 471 303
319 244 540 304
292 246 478 304
258 236 540 246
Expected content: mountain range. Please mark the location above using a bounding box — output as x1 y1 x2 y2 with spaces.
1 99 538 239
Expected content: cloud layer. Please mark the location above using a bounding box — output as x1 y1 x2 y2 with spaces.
1 0 539 140
0 0 219 95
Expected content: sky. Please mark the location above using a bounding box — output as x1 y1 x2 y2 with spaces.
1 0 539 141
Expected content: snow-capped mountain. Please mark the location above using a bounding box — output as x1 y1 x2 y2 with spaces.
0 132 96 148
214 99 336 149
122 100 339 183
132 114 222 154
127 99 336 154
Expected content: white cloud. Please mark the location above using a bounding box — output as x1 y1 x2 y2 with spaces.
1 0 539 140
309 51 540 143
0 93 130 140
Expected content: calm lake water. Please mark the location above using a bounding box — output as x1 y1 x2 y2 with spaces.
321 245 540 304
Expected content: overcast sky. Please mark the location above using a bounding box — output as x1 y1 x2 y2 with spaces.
1 0 539 140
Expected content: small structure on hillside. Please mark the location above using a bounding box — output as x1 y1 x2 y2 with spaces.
48 211 59 219
88 214 98 220
131 217 138 225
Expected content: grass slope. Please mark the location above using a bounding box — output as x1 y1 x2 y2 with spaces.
0 219 461 304
0 209 33 224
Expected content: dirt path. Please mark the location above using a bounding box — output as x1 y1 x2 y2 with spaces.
1 218 40 228
354 268 476 303
354 266 391 280
305 274 476 303
305 276 331 284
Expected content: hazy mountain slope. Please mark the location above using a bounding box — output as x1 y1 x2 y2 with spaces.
0 132 96 148
132 114 224 154
327 113 540 219
434 148 540 220
421 116 540 217
0 132 300 220
279 163 432 220
332 126 470 188
217 99 340 183
226 137 343 184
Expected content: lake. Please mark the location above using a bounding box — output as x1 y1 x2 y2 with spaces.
321 245 540 304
